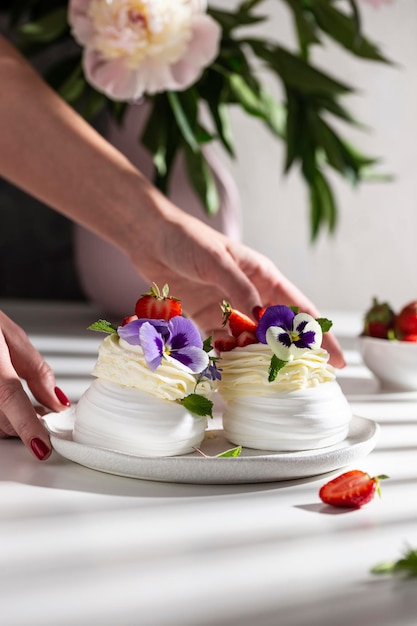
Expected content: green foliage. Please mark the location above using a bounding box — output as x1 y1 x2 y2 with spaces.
6 0 391 240
372 546 417 578
180 393 214 418
87 319 118 334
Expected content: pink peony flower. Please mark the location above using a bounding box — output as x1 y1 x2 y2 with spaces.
68 0 221 101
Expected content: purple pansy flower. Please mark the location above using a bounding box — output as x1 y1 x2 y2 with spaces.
119 316 209 374
256 305 322 361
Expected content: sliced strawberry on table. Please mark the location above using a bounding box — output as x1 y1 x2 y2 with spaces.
221 301 257 337
135 283 182 321
319 469 389 509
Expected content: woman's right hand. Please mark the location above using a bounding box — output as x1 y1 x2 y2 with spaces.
0 311 71 459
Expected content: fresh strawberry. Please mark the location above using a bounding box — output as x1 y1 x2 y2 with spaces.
214 335 237 352
221 301 257 338
363 297 395 339
135 283 182 321
395 301 417 337
121 314 138 326
236 330 258 347
252 306 267 321
319 469 389 509
401 333 417 342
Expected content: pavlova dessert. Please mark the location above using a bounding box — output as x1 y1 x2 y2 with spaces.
73 284 218 457
215 302 352 451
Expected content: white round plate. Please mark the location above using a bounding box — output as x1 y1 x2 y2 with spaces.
42 410 379 485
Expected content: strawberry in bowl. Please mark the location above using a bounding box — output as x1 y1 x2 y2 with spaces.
359 297 417 391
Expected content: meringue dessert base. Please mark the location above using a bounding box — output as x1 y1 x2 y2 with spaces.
73 380 207 457
222 382 352 452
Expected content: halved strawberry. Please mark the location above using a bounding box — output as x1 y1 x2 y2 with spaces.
135 283 182 321
236 330 258 347
121 314 138 326
319 470 389 509
214 335 237 353
221 301 257 338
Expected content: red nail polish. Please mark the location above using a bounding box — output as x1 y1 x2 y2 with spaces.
31 438 50 461
55 386 71 407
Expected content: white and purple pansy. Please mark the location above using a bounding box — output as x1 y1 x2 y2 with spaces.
256 305 323 361
118 316 209 374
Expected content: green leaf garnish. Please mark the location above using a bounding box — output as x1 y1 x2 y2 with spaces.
289 305 300 314
180 393 213 418
203 335 214 353
87 319 118 334
216 446 242 458
316 317 333 333
371 546 417 578
268 354 288 382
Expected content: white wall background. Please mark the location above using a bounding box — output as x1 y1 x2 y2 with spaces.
218 0 417 313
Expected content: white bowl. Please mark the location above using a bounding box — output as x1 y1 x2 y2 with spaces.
358 336 417 391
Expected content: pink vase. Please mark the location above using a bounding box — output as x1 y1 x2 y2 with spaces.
74 103 242 318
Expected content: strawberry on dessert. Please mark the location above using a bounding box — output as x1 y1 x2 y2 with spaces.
135 282 182 321
395 300 417 339
218 301 258 350
363 297 395 339
319 470 389 509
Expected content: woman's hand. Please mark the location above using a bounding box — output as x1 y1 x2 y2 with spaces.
130 208 346 369
0 311 71 459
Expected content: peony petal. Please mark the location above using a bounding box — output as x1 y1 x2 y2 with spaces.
68 0 94 46
170 15 220 88
83 49 143 101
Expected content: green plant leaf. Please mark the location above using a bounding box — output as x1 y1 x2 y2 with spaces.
372 546 417 578
167 90 200 153
216 446 242 458
87 319 118 334
18 7 68 43
316 317 333 333
184 145 219 215
311 0 391 63
268 355 287 382
180 394 213 418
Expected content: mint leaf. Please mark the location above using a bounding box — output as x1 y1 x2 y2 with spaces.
216 446 242 458
180 393 213 417
87 319 118 334
268 355 287 382
203 335 214 353
372 546 417 578
316 317 333 333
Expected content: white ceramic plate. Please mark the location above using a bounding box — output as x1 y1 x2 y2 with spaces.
43 410 379 485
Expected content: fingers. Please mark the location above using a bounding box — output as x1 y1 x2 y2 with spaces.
0 311 71 460
1 311 70 412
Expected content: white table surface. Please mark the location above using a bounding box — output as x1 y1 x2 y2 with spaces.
1 300 417 626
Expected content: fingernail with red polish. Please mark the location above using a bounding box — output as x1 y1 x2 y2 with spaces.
31 438 50 461
55 386 71 407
